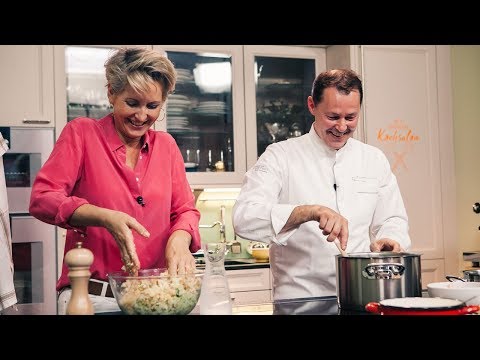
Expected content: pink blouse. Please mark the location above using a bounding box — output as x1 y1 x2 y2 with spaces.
29 115 201 290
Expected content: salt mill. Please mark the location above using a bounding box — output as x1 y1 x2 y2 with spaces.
64 241 94 315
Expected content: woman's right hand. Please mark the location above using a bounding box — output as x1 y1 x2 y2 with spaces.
103 209 150 275
70 204 150 275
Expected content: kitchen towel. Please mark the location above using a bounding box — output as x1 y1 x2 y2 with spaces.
0 132 17 312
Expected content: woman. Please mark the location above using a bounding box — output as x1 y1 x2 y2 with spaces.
29 47 201 314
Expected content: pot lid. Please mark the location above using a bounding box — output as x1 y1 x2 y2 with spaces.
337 251 421 259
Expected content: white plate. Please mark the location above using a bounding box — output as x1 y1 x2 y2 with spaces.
380 297 463 309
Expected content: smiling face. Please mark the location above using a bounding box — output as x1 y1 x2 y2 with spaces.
308 87 360 150
108 81 164 145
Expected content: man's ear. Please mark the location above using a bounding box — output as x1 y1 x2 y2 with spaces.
307 96 316 115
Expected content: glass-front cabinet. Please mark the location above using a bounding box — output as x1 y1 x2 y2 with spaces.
154 45 246 188
244 46 326 169
54 45 152 139
64 46 114 122
54 45 327 188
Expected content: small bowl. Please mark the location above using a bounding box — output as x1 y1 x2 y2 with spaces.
184 162 198 172
108 268 203 315
246 241 269 255
427 281 480 305
251 248 269 262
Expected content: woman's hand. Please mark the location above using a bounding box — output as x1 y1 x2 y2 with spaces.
165 230 196 275
370 238 404 252
70 204 150 275
103 209 150 275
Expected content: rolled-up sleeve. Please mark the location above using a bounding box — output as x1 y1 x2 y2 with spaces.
29 121 89 232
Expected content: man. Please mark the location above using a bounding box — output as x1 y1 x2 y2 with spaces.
232 69 410 301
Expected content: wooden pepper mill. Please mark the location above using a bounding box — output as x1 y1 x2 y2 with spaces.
64 241 94 315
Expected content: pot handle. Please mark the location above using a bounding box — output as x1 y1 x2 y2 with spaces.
457 305 480 315
446 275 465 282
363 263 405 280
365 302 381 314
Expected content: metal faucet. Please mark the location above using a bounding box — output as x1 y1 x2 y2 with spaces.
199 205 226 243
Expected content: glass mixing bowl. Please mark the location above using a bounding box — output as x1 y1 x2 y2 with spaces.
108 268 203 315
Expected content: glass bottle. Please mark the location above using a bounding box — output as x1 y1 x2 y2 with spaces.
199 242 232 315
225 137 233 172
206 149 215 172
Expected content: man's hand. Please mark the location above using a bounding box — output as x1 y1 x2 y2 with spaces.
370 238 404 252
281 205 349 250
311 205 349 250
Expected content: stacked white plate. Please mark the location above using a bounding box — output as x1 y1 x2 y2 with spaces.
167 116 189 132
167 94 191 114
167 94 192 131
194 101 228 115
176 68 194 84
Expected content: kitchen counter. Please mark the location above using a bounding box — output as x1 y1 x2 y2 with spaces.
97 296 353 315
229 296 342 315
204 296 371 315
195 257 270 271
191 291 432 315
98 293 444 315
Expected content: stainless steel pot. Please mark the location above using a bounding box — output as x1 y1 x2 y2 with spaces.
464 270 480 281
336 252 422 311
446 269 480 282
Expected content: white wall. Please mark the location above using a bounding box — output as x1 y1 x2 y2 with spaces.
451 45 480 270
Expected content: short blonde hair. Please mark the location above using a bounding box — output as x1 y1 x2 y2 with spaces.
105 47 177 102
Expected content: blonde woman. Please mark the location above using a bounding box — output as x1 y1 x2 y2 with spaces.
29 47 200 314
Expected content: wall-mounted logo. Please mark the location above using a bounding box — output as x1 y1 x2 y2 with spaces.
376 119 420 174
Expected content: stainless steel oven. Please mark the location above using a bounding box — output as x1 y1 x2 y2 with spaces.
0 127 57 315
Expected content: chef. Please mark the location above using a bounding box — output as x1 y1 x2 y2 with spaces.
232 69 411 301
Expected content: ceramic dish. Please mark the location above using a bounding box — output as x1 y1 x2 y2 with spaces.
427 281 480 304
365 297 480 315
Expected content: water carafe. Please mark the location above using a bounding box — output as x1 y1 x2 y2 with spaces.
199 242 233 315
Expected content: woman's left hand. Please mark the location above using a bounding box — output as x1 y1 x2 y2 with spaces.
165 230 196 275
370 238 404 252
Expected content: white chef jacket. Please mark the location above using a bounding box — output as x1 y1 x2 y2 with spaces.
232 125 410 301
